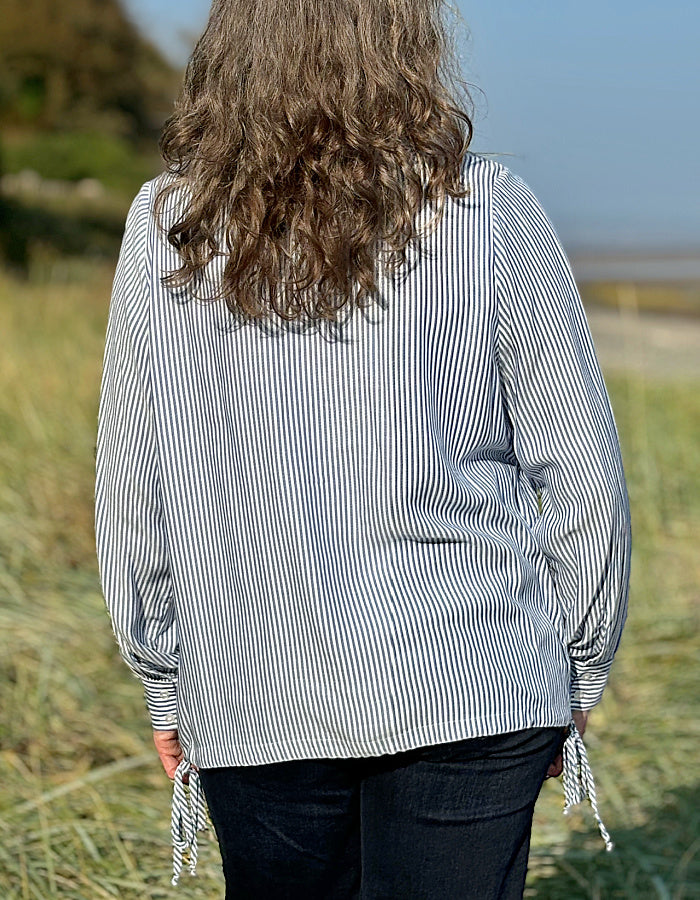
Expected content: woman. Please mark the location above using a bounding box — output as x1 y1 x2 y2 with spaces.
95 0 632 896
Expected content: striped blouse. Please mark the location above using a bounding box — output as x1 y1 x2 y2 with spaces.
95 152 631 882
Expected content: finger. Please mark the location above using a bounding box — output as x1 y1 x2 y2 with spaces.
157 748 184 779
164 756 183 780
546 754 563 778
572 709 589 737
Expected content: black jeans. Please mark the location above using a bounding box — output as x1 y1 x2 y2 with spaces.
199 726 565 900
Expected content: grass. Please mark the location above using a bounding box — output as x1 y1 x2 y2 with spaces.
580 280 700 319
0 134 162 274
0 264 698 898
2 130 163 198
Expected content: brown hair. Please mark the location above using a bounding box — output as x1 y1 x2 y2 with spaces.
155 0 473 323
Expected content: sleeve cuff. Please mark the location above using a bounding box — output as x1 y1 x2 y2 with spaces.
569 663 611 710
143 678 178 730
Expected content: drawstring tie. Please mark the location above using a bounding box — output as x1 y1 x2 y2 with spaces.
171 758 208 886
166 724 612 885
561 720 614 852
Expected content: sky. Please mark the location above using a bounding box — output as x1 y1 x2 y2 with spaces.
123 0 700 254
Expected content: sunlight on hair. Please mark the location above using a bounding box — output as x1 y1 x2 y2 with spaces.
155 0 474 323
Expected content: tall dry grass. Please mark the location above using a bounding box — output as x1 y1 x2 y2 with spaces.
0 266 698 898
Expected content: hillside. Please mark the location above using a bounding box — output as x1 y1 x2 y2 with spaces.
0 0 177 138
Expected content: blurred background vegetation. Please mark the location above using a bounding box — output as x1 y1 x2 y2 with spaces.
0 1 698 898
0 0 176 272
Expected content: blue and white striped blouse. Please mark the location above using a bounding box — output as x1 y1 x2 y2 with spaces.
95 152 631 882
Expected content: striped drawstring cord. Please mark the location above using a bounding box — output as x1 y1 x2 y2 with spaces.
171 758 209 886
561 719 614 852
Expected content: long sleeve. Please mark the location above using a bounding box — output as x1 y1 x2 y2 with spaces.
95 181 179 729
492 166 631 709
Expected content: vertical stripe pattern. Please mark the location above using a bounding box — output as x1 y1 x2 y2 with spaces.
95 152 631 769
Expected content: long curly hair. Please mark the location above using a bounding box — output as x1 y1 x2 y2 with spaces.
155 0 474 323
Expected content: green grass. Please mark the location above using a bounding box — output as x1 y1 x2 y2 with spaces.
2 131 162 197
0 132 162 274
0 266 698 898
